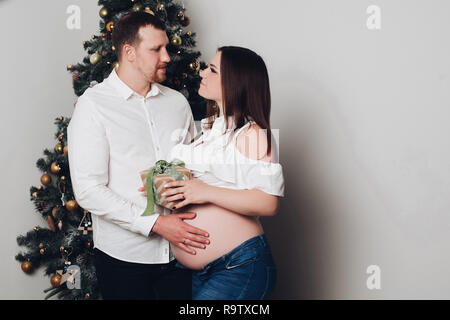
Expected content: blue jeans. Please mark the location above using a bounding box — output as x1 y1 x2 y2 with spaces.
177 234 277 300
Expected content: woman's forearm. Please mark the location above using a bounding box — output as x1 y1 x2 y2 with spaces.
206 185 279 217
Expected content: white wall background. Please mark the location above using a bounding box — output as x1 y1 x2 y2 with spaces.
1 0 449 299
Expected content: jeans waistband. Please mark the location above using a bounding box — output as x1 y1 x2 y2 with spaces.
198 233 269 274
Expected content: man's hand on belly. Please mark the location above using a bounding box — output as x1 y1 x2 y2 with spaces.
151 213 210 255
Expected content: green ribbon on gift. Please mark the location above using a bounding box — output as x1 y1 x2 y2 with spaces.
141 159 186 216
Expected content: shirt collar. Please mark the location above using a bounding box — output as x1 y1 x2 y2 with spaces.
108 68 164 100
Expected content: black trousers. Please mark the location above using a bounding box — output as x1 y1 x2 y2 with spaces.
93 248 192 300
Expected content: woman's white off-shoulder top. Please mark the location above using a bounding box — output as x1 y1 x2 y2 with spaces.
169 115 285 197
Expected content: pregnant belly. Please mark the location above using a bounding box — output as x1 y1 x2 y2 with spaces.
171 203 264 270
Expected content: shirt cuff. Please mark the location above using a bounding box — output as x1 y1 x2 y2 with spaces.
131 205 160 237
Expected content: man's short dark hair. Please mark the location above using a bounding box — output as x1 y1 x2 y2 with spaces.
112 12 166 60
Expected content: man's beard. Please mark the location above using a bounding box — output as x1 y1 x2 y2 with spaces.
145 67 166 83
155 71 166 83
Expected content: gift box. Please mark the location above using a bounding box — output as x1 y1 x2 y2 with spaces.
140 159 192 216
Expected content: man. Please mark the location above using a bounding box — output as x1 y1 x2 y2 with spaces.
67 12 210 300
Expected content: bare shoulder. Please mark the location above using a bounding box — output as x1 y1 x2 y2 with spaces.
235 123 272 162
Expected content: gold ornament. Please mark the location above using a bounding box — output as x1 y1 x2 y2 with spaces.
170 35 182 47
66 200 79 212
58 220 63 230
189 59 200 73
50 162 61 174
91 35 96 40
37 185 42 190
40 173 52 186
99 7 108 18
66 64 73 71
21 261 33 274
112 61 119 69
32 192 38 198
106 21 115 32
177 11 185 20
57 116 64 121
85 293 91 299
144 7 154 15
133 3 143 11
90 52 101 65
54 143 63 153
63 146 68 156
33 226 40 231
39 243 44 249
186 31 192 36
50 274 62 287
40 248 45 255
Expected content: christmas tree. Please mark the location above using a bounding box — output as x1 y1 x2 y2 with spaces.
15 0 205 300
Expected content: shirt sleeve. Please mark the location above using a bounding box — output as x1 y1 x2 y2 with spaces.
239 162 285 197
208 161 285 197
67 96 159 237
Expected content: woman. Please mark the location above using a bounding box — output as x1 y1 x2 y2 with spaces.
140 46 284 300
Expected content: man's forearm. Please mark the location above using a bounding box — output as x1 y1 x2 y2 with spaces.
73 183 158 237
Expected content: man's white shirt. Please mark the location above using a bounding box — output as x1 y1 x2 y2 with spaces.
67 69 196 263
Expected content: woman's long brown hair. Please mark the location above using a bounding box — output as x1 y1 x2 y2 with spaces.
203 46 272 155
